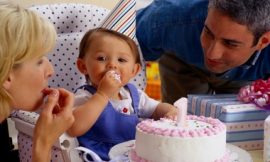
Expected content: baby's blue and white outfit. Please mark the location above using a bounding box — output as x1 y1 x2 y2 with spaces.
74 83 159 161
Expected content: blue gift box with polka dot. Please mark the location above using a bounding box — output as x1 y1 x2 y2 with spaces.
187 94 270 151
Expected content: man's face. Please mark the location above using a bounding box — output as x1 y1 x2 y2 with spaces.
200 8 259 74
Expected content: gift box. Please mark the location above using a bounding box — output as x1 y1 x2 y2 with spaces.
188 94 270 150
264 115 270 162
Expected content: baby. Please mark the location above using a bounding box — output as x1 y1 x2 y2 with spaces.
67 28 178 161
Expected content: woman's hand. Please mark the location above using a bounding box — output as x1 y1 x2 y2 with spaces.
32 88 74 162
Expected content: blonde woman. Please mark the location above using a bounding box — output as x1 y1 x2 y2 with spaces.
0 1 74 162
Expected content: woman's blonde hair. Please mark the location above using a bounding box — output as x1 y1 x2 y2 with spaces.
0 1 57 120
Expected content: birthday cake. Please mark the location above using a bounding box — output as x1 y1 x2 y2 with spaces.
130 115 228 162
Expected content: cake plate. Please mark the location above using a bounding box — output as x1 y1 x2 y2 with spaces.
109 140 253 162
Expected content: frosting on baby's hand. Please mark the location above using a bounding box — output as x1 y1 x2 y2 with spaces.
108 70 121 83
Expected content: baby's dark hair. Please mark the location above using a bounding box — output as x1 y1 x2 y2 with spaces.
79 27 141 65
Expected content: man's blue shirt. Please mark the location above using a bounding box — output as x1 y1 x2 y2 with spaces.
136 0 270 81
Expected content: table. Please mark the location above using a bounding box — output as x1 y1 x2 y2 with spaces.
249 150 263 162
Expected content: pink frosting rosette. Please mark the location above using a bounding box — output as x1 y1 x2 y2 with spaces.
238 77 270 109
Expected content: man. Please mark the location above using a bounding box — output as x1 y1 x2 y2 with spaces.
136 0 270 104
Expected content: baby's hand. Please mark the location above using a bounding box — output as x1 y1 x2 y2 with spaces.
97 70 122 98
164 107 178 120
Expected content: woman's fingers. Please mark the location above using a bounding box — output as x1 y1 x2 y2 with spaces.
57 88 74 109
41 88 74 116
42 89 59 115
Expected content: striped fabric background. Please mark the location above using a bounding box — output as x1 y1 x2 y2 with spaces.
100 0 136 39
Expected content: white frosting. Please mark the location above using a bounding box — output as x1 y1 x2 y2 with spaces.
134 116 227 162
109 70 121 82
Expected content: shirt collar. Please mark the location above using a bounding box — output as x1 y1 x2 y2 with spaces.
214 50 261 79
240 50 261 69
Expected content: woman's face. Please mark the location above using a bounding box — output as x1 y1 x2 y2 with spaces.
7 56 54 111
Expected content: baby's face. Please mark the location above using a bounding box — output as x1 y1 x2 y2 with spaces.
81 35 140 87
